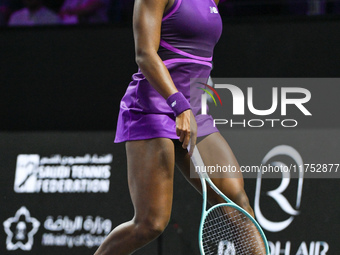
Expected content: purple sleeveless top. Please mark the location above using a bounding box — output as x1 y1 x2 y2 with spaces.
115 0 222 143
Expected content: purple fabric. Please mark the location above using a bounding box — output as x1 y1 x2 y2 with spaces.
162 0 182 21
160 40 213 62
114 0 222 143
159 0 222 60
163 58 212 68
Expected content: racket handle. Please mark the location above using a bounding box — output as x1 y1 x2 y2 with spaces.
189 145 211 180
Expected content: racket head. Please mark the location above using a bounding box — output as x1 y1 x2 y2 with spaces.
199 203 269 255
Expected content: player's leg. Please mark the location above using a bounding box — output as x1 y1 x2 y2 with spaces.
94 138 175 255
195 133 266 254
176 133 266 254
175 132 253 216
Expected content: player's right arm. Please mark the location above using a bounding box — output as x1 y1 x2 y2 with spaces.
133 0 197 154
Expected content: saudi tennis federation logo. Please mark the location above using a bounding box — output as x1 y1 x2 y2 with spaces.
14 154 40 193
3 207 40 251
197 82 223 115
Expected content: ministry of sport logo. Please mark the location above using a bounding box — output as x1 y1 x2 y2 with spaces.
3 207 112 251
194 78 312 128
3 207 40 251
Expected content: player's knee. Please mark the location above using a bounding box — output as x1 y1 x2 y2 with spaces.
233 190 254 217
134 215 169 242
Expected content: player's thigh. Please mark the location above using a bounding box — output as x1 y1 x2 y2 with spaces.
126 138 175 222
198 132 244 180
198 132 245 200
175 132 245 204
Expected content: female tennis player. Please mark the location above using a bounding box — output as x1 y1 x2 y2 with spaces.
94 0 257 254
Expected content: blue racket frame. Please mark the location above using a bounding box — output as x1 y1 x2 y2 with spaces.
191 146 270 255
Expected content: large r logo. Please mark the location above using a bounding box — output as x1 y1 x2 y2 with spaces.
254 145 304 232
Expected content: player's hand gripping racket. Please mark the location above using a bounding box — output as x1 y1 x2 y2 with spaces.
190 145 270 255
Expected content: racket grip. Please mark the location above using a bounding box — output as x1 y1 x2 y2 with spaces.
189 145 210 180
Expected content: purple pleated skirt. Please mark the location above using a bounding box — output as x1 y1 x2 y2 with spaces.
114 59 218 143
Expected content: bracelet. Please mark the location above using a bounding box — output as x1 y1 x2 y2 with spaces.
166 92 191 117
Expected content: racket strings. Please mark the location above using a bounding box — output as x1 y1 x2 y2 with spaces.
202 206 266 255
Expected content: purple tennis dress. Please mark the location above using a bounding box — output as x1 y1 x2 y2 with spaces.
115 0 222 143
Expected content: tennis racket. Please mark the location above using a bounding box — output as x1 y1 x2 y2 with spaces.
190 145 270 255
